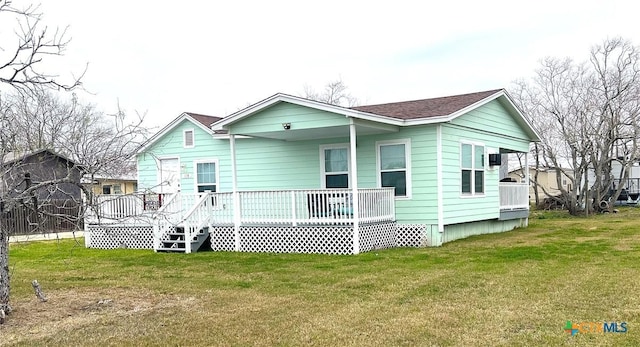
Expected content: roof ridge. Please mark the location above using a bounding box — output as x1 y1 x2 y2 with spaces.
352 89 503 108
349 89 504 120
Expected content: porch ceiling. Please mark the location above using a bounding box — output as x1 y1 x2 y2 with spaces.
233 122 399 141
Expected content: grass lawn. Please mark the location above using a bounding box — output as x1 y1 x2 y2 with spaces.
1 208 640 346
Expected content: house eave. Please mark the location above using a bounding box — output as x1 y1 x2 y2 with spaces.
137 113 215 154
211 93 406 131
211 90 541 144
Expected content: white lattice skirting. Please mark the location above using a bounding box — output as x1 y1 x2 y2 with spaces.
210 222 403 255
87 224 154 249
87 222 430 254
396 224 429 248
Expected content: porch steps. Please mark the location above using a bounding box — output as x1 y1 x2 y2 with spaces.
156 226 210 253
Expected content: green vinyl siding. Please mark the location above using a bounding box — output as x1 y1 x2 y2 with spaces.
449 99 530 142
353 125 439 225
229 102 350 135
232 126 439 225
137 95 533 229
234 138 319 190
137 119 232 193
440 100 531 225
440 124 499 224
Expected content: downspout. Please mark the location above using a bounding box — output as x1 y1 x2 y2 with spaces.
436 124 444 246
230 134 241 251
349 119 360 254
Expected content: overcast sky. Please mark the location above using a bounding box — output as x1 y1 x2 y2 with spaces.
29 0 640 129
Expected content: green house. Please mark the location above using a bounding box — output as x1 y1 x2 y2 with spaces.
88 89 539 254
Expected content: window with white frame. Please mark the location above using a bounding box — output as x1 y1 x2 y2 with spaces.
377 139 411 197
461 142 484 195
195 161 217 192
321 145 349 188
184 129 194 148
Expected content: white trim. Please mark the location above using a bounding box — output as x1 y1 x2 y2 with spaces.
156 156 180 194
436 125 444 232
525 152 530 188
459 141 486 197
402 90 541 141
350 120 360 254
183 128 195 148
211 93 404 131
136 156 140 193
230 135 240 252
376 138 412 199
137 113 217 153
210 90 540 142
319 143 351 188
193 158 219 193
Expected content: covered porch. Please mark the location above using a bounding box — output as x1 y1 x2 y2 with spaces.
85 188 399 254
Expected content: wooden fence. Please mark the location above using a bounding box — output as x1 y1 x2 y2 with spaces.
1 200 83 235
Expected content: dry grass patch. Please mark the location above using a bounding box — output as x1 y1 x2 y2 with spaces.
2 207 640 346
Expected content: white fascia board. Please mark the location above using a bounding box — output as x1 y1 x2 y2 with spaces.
211 134 252 140
137 113 214 153
402 90 506 127
344 109 405 126
211 93 405 130
402 115 454 126
499 90 542 142
210 90 542 140
402 90 542 142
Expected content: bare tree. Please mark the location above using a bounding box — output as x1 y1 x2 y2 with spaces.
0 89 149 323
0 0 84 93
302 79 359 107
1 89 148 193
1 0 86 323
511 37 640 215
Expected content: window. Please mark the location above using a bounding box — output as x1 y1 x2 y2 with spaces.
113 184 122 194
102 185 112 194
195 161 217 192
321 145 349 188
184 129 194 148
461 143 484 195
377 139 411 197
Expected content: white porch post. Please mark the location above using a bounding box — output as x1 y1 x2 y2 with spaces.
349 119 360 254
436 124 444 234
524 151 530 226
230 134 241 251
524 152 530 186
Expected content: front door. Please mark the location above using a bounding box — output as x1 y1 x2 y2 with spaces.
158 158 180 193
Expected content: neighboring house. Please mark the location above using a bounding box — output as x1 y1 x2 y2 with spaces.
1 149 84 234
590 158 640 203
91 176 138 195
84 166 138 196
509 166 574 202
1 149 84 201
87 89 539 254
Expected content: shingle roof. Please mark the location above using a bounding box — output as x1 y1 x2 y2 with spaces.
185 112 222 127
2 149 77 166
350 89 502 120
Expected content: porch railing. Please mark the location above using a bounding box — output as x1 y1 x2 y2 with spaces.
87 193 169 223
499 183 530 210
89 188 396 227
227 188 396 226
